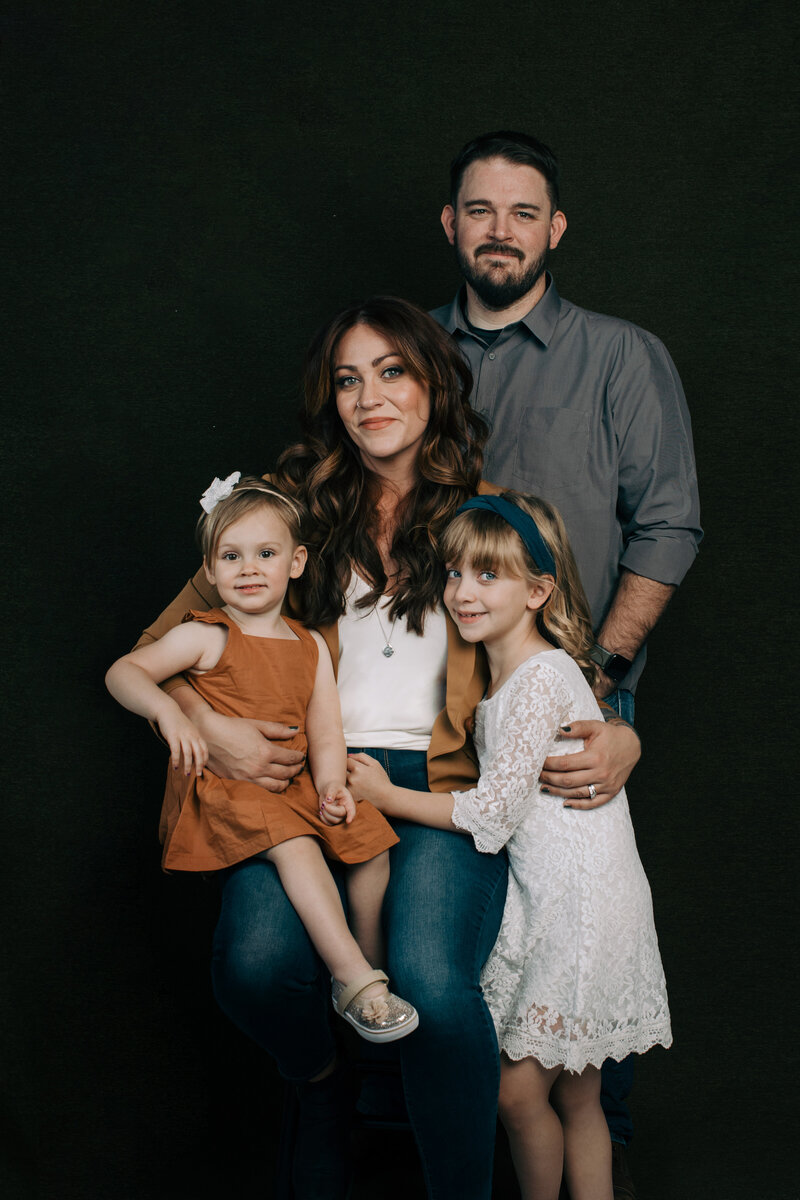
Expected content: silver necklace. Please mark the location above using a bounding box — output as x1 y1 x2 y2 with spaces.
374 603 398 658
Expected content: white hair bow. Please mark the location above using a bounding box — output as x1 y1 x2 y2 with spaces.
199 471 241 513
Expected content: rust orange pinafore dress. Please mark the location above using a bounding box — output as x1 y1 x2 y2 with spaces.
159 609 399 872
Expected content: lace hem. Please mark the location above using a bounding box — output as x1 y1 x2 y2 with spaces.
497 1020 673 1073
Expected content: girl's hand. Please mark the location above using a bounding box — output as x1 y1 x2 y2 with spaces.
156 708 208 777
319 783 357 826
539 720 641 809
346 754 392 809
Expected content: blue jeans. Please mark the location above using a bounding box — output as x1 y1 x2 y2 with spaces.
211 747 508 1200
599 689 636 1145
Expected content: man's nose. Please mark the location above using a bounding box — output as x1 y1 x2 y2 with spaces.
488 211 512 240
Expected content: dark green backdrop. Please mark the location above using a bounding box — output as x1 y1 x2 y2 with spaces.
6 2 797 1197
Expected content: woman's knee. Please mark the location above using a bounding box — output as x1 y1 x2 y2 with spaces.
211 860 319 1010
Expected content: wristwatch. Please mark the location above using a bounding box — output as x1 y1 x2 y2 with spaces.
589 643 633 684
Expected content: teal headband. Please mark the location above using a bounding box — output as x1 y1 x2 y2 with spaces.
455 495 558 580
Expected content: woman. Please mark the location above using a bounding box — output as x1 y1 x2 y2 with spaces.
138 297 639 1199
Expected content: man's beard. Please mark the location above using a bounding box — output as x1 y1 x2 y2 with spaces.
455 238 549 311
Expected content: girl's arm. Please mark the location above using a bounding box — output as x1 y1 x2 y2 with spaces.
304 631 356 825
134 571 306 791
350 660 573 852
346 754 457 830
105 623 224 775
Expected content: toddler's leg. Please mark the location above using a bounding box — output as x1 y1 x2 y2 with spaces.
552 1064 613 1200
498 1054 564 1200
265 837 373 986
345 850 389 968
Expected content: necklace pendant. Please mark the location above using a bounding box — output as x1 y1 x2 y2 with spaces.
382 644 394 658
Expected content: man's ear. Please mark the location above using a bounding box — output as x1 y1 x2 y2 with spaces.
527 576 555 611
549 209 567 250
441 204 456 246
290 545 308 579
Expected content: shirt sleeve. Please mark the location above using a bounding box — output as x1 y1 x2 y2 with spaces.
451 661 573 854
610 329 703 585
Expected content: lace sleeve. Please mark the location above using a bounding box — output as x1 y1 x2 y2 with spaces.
451 660 573 854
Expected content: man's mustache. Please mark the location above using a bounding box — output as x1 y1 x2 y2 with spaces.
475 242 524 261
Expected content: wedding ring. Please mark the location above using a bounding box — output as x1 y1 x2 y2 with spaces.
587 784 597 800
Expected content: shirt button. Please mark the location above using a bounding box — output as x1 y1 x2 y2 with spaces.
488 351 496 360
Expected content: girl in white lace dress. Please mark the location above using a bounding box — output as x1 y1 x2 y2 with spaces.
347 491 671 1200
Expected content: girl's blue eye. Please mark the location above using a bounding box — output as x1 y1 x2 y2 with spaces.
446 567 461 579
478 570 497 582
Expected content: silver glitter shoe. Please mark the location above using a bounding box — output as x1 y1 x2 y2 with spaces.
331 969 419 1043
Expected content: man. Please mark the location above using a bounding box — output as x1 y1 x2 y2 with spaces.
430 131 702 1199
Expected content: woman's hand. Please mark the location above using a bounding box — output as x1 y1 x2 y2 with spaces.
318 783 357 826
539 720 641 809
191 708 306 792
346 753 393 810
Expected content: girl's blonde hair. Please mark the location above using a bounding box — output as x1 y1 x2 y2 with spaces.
196 476 307 562
440 491 597 686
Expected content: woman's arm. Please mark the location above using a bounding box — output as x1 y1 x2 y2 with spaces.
539 718 641 808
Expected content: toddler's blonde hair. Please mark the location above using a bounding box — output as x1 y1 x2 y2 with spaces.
197 476 306 562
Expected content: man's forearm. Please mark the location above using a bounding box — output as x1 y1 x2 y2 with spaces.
596 569 675 660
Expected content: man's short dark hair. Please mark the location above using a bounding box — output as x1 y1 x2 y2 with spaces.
449 131 561 212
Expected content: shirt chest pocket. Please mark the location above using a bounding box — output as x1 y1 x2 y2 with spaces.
511 407 591 495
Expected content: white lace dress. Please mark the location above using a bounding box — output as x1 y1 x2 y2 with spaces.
451 650 672 1072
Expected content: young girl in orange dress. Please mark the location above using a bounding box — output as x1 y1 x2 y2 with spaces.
106 472 417 1043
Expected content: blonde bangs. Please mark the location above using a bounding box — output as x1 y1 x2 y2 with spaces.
440 510 532 578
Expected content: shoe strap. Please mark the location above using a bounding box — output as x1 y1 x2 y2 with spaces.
335 969 389 1014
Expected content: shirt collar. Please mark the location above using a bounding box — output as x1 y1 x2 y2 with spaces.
446 272 562 348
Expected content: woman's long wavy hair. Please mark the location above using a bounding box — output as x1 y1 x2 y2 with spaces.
275 296 489 632
439 491 598 686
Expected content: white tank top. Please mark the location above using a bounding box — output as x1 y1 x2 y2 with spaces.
337 573 448 750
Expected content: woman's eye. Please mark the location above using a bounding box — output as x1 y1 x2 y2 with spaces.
382 365 403 379
335 375 358 389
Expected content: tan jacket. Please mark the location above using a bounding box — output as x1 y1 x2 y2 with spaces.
137 481 502 792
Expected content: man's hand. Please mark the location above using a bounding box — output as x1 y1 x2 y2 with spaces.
318 783 357 826
540 720 641 809
193 711 306 792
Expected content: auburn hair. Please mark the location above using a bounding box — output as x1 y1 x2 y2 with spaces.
275 296 489 633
